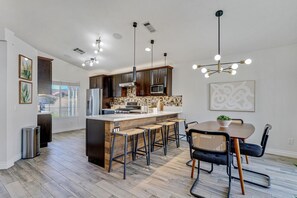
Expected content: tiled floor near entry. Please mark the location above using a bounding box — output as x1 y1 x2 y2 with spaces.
0 130 297 197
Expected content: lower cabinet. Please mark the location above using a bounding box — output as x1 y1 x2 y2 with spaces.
37 114 52 148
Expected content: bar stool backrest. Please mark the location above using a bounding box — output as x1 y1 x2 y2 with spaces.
231 119 244 125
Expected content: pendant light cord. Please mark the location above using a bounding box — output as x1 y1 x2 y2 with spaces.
151 40 154 68
218 15 220 55
134 25 136 68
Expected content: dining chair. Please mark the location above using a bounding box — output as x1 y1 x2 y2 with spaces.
189 129 232 197
231 124 272 188
185 121 213 173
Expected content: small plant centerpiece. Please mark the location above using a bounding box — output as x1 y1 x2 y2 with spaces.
217 115 232 127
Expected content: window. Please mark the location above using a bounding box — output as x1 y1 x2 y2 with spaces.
39 81 80 118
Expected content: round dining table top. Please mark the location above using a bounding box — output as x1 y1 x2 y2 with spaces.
186 121 255 139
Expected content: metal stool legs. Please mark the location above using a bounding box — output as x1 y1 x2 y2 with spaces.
152 127 167 155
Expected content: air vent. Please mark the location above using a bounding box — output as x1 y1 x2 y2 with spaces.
143 22 156 33
73 48 85 54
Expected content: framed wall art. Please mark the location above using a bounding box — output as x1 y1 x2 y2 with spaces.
19 80 32 104
209 80 255 112
19 54 32 81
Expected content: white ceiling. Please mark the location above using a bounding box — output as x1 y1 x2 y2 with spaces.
1 0 297 71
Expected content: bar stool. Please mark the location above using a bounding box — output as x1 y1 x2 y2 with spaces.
138 124 163 165
108 128 148 179
168 118 186 148
156 121 176 155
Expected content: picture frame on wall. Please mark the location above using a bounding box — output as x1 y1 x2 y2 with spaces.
19 80 32 104
209 80 255 112
19 54 32 81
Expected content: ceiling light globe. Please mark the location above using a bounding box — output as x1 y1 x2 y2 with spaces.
145 47 151 52
214 54 221 61
231 70 237 75
204 73 210 78
82 63 85 67
99 48 103 52
201 67 207 73
94 50 98 54
92 43 96 47
192 64 198 70
245 59 252 65
89 62 93 67
95 60 99 64
231 63 239 69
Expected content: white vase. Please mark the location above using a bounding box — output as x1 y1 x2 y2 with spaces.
217 120 232 127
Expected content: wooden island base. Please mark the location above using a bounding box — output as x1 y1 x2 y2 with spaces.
86 113 179 171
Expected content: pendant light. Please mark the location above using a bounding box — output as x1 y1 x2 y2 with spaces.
119 22 138 87
164 53 167 87
192 10 252 78
150 40 155 85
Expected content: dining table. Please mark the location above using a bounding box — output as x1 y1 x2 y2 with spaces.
187 121 255 195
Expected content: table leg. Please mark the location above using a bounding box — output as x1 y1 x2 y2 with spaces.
233 138 245 195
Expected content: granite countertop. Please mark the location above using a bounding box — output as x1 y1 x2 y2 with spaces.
86 111 182 122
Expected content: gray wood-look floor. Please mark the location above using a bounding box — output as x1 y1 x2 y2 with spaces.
1 130 297 198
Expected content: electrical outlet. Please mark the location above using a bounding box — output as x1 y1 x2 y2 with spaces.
288 138 295 145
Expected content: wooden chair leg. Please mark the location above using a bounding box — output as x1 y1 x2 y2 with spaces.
191 159 196 178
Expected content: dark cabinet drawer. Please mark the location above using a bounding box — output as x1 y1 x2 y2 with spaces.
37 114 52 147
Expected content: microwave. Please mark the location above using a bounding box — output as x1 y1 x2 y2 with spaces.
150 84 165 94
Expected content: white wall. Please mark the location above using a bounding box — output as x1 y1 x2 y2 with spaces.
38 52 89 133
173 43 297 158
0 29 38 169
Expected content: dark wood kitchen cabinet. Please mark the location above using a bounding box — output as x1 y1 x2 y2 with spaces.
136 70 150 96
112 74 122 97
37 114 52 148
38 56 53 95
150 68 167 85
121 72 133 83
89 75 105 89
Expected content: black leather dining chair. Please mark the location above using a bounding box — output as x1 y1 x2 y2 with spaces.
189 129 232 197
231 124 272 188
185 121 214 173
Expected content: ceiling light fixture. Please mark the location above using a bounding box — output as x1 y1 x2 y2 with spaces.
82 57 99 67
145 47 151 52
192 10 252 78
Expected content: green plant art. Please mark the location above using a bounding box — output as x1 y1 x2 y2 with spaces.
217 115 231 121
20 81 32 104
19 55 32 81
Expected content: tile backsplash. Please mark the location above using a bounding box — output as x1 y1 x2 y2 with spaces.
113 87 182 107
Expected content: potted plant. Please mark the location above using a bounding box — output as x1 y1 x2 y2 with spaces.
217 115 232 127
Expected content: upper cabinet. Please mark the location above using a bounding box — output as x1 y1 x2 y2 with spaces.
38 56 53 95
136 70 150 96
89 66 173 97
121 72 133 83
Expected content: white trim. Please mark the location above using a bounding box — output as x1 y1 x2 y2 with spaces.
266 148 297 159
0 153 21 170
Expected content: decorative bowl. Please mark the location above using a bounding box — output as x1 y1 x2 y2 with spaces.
217 120 232 127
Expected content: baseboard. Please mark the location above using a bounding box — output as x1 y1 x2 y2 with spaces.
266 148 297 159
0 153 21 170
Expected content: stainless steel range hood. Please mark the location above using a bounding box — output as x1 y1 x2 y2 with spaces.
119 22 137 88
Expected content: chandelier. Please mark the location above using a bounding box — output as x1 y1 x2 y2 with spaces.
82 36 103 67
192 10 252 78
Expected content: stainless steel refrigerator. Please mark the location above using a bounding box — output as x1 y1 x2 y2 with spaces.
86 88 103 116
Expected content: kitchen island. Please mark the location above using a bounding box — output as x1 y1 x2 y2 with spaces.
86 111 181 170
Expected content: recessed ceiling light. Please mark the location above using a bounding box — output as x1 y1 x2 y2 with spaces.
113 33 122 39
145 47 151 52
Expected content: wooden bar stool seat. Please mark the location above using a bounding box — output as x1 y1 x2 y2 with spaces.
108 128 148 179
139 124 163 164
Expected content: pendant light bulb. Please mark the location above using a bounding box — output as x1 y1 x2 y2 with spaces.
82 63 85 67
89 62 93 67
94 50 98 54
201 67 207 73
99 48 103 52
231 63 239 69
192 64 198 70
245 59 252 65
231 70 237 75
204 73 210 78
214 54 221 61
95 60 99 64
92 43 96 47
